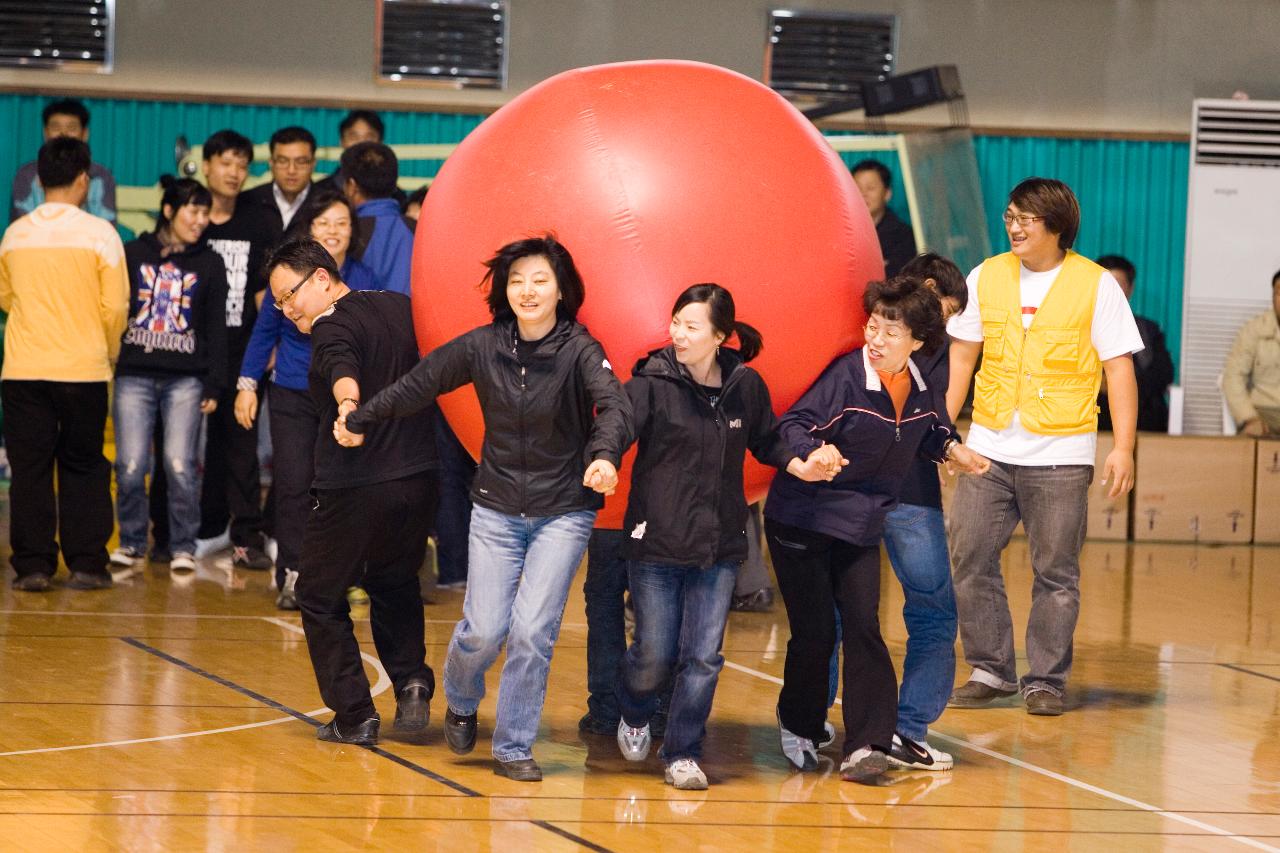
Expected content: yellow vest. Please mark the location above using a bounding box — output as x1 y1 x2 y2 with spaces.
971 251 1102 435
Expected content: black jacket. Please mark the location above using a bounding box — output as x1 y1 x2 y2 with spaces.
117 233 229 398
1099 314 1174 433
622 346 793 568
765 346 956 547
345 317 633 517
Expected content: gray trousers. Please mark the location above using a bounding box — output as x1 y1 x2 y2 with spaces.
949 460 1092 697
735 502 771 595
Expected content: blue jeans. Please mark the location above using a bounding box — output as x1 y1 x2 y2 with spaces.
882 503 956 741
113 375 204 556
618 559 738 762
443 504 596 762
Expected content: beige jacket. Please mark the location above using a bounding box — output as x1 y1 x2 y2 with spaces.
1224 309 1280 431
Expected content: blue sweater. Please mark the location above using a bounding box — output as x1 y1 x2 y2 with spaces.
238 257 377 390
355 197 413 295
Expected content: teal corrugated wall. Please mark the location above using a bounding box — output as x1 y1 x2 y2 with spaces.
1 92 1189 374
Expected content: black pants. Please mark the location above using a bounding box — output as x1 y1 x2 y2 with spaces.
198 385 264 547
432 411 475 584
766 518 897 757
298 472 439 725
267 384 318 583
583 527 628 722
2 380 113 579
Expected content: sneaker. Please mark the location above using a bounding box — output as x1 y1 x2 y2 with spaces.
819 721 837 749
194 530 231 557
67 571 113 590
617 720 651 761
170 553 197 573
887 733 953 771
1025 689 1064 716
110 546 143 568
317 715 379 747
840 747 888 784
276 568 299 611
347 586 369 606
443 707 477 755
777 707 818 771
948 680 1017 708
578 712 619 736
232 545 272 571
393 678 432 734
12 573 52 592
665 758 709 790
730 587 775 613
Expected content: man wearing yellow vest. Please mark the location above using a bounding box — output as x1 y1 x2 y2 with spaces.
943 178 1141 716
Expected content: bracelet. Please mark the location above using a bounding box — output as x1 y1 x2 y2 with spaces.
339 397 360 407
942 437 960 458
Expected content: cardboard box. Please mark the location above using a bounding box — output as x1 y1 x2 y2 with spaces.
1133 435 1256 543
1255 439 1280 544
1086 432 1130 540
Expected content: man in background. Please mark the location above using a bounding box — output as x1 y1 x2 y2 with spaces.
10 99 117 225
1224 269 1280 436
1095 255 1174 432
851 159 916 278
242 126 316 233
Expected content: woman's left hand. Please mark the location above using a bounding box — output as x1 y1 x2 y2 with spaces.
200 398 218 415
583 459 619 495
947 444 991 476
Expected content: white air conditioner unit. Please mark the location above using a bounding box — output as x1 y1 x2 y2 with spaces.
1181 98 1280 435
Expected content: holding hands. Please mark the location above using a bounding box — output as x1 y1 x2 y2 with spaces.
333 399 364 447
583 459 619 495
787 442 848 482
945 442 991 477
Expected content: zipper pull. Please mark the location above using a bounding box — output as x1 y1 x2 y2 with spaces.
521 365 526 389
1038 388 1044 400
895 426 901 442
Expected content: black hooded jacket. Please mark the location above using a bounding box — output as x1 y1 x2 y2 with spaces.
621 346 793 568
345 317 633 517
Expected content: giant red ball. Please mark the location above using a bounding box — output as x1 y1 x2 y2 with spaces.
413 60 881 527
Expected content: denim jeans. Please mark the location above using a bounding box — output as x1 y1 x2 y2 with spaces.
113 375 205 556
950 461 1092 697
618 559 738 762
583 528 628 723
443 504 596 762
882 503 956 741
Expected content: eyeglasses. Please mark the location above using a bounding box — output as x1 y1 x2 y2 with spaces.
864 323 907 342
274 267 317 310
1002 212 1045 227
271 155 315 170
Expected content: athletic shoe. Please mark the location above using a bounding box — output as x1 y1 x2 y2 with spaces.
276 568 299 611
819 721 837 749
232 545 272 571
12 573 52 592
317 715 379 747
67 571 113 590
443 707 477 754
887 733 953 771
840 747 888 784
617 719 651 761
776 707 818 771
948 680 1017 708
665 758 709 790
170 553 197 573
110 546 143 568
393 678 432 734
347 586 370 606
1025 689 1064 716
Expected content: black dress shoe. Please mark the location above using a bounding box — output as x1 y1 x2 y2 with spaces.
577 712 619 736
443 707 477 754
12 574 52 592
316 715 379 746
494 758 542 782
67 571 113 590
730 587 774 612
394 679 432 733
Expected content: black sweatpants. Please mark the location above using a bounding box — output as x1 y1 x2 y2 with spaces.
765 518 897 757
198 385 264 547
297 472 439 725
267 383 318 583
2 380 113 579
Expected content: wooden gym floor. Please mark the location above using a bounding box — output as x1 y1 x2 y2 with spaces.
2 489 1279 851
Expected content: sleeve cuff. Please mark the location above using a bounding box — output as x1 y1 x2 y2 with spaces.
236 377 258 392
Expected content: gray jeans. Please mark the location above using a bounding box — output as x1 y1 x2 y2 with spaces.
949 460 1092 697
735 502 771 595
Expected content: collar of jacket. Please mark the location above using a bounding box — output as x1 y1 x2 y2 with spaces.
493 316 578 360
633 344 746 387
139 229 207 259
860 346 927 393
356 197 401 217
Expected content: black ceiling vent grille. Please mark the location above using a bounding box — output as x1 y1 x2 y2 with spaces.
1194 102 1280 168
377 0 507 89
765 9 896 106
0 0 114 72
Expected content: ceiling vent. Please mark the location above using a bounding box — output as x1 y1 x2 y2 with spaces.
377 0 506 89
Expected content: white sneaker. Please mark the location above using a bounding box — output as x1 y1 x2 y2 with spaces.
170 553 197 573
776 707 818 771
819 721 837 749
194 530 231 557
276 568 300 611
840 747 888 784
887 733 954 771
664 758 708 790
616 719 651 761
110 546 142 568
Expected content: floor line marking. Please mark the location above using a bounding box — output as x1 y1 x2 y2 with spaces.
722 658 1278 852
1221 663 1280 684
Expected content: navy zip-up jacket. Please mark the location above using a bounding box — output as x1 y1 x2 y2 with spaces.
765 346 956 547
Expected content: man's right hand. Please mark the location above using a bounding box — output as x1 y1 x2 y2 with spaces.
234 390 258 430
1242 417 1267 437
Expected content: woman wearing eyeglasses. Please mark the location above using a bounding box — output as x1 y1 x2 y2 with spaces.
234 188 377 608
764 274 990 784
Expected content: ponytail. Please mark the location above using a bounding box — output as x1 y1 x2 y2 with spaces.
732 320 763 362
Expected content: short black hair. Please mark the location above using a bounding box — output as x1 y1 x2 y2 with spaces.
339 110 385 140
42 98 90 129
269 126 317 155
339 141 399 198
899 252 968 315
402 185 428 213
863 274 946 354
203 129 254 163
36 137 91 190
1096 254 1137 287
851 159 892 188
155 175 212 234
481 235 585 323
1272 269 1280 289
263 237 343 286
1008 177 1080 250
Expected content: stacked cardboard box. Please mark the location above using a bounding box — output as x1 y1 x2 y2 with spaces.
1133 435 1256 543
1255 439 1280 545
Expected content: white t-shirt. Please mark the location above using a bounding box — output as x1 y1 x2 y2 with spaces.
947 259 1144 466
